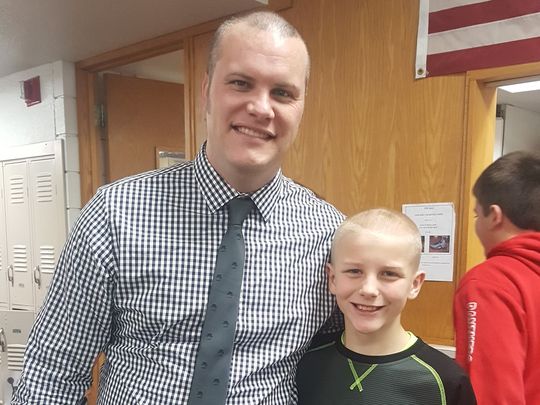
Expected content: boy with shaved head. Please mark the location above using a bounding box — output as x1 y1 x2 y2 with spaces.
297 208 476 404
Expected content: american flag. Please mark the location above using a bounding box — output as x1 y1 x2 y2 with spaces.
415 0 540 78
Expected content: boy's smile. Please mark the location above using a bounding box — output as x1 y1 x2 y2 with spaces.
352 304 381 312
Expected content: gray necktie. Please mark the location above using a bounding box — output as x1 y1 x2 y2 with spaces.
187 197 254 404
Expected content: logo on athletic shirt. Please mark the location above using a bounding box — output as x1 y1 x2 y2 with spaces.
466 301 477 362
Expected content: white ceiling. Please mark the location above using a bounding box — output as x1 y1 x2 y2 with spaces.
0 0 266 78
3 1 539 114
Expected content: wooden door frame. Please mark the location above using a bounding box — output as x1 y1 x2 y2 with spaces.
458 61 540 282
75 0 293 205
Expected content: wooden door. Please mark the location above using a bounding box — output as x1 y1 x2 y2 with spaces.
104 74 185 182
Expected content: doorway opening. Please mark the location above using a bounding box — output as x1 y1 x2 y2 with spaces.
96 50 186 184
493 77 540 160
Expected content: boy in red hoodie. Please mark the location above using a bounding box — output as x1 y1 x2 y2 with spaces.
454 151 540 404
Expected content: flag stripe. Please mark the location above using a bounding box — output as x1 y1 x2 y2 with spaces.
429 0 489 13
427 36 540 76
428 12 540 54
429 0 540 34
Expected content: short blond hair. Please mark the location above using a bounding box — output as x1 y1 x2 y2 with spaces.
207 11 310 82
331 208 422 268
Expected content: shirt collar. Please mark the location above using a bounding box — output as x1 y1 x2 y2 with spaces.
194 142 283 222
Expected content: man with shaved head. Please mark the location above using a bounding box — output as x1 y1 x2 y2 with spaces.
13 11 343 404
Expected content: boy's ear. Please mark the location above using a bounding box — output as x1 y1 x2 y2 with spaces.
326 263 336 294
488 204 504 228
408 271 425 300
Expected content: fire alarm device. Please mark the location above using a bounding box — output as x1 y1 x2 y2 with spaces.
21 76 41 106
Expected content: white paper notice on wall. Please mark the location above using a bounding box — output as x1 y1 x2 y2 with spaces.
156 148 186 169
402 202 455 282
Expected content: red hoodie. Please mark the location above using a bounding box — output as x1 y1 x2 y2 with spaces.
454 232 540 405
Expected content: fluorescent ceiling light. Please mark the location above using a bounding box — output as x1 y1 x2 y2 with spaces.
498 80 540 93
487 75 540 92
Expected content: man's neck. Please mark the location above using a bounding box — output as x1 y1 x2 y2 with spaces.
211 161 279 193
226 171 275 193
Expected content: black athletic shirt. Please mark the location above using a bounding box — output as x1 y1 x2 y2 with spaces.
296 335 476 405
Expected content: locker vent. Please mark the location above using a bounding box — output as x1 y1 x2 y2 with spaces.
7 343 26 371
40 246 56 272
9 176 25 204
13 245 28 272
36 173 54 202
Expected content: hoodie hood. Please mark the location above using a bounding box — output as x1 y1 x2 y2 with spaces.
488 232 540 276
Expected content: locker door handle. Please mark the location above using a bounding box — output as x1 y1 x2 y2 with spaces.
0 328 6 352
33 265 41 288
7 264 14 286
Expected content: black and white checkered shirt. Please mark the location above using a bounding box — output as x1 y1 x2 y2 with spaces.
13 144 344 404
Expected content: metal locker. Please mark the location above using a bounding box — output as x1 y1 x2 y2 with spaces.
28 157 66 311
0 321 5 404
0 166 8 310
3 161 34 311
0 310 36 404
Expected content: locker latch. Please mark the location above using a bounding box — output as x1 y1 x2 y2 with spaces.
0 327 6 352
7 264 14 287
33 265 41 289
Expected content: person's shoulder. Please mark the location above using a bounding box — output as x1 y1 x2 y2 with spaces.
281 176 326 202
302 331 340 361
99 161 194 194
82 161 194 216
458 257 501 286
414 340 477 404
457 247 530 290
296 338 342 404
414 339 468 377
281 176 344 220
298 339 338 373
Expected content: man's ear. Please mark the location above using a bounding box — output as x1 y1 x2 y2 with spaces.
408 271 425 300
326 263 336 294
201 73 210 113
